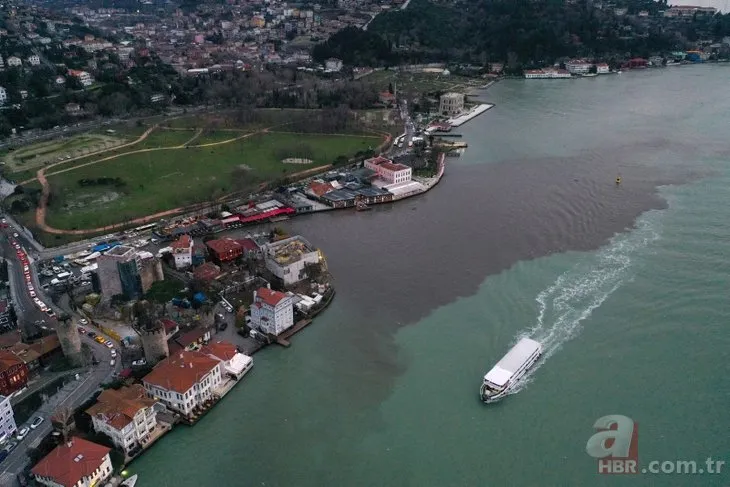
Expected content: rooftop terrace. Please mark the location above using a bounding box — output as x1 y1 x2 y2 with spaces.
265 236 317 266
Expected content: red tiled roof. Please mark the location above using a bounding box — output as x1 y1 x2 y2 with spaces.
366 156 391 166
206 238 242 256
171 234 192 249
0 350 23 373
200 340 238 361
85 384 155 431
29 334 61 356
193 262 221 282
175 327 207 348
236 238 259 251
158 319 179 334
31 437 111 487
255 287 288 307
143 350 219 394
0 331 21 350
308 181 334 197
379 162 410 172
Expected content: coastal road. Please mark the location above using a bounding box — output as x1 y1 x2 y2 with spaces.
0 226 120 486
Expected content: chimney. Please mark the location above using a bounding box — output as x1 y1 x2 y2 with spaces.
267 282 271 289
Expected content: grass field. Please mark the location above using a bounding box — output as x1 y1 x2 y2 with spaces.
44 131 380 230
366 70 486 95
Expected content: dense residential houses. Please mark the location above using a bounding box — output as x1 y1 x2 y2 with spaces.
85 385 159 455
31 437 113 487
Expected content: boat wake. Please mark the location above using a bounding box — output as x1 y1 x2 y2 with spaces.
510 212 663 395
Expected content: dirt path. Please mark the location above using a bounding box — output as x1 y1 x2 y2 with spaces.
182 128 204 147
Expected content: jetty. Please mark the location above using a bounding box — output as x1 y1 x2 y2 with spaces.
447 104 494 127
275 319 313 347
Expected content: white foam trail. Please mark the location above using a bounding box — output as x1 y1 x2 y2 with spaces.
511 212 663 395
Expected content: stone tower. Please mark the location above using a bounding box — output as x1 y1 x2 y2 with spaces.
57 319 83 367
139 321 169 366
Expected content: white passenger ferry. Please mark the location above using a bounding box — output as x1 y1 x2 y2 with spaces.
480 337 542 403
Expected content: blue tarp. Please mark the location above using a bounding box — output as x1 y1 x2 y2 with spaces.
193 292 207 303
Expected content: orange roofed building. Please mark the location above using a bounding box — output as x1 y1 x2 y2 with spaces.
142 350 223 418
85 384 158 454
31 437 112 487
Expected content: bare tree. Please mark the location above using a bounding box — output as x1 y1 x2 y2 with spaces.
53 406 74 443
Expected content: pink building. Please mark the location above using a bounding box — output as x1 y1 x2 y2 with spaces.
364 156 412 185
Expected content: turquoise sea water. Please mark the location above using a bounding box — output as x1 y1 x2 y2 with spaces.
132 66 730 486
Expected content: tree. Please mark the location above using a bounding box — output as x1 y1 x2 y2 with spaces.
52 406 74 443
13 185 24 195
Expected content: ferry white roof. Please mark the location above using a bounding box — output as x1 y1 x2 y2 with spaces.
484 337 541 387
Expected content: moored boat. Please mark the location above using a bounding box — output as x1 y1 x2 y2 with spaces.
120 474 138 487
480 337 542 403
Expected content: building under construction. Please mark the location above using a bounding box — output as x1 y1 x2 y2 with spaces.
262 236 321 286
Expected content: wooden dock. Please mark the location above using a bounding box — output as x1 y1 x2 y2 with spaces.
275 319 312 347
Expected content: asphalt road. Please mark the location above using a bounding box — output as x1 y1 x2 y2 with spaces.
0 224 121 485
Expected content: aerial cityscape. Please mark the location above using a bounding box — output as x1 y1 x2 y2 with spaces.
0 0 729 485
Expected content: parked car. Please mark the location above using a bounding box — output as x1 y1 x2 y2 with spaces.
105 341 114 349
13 233 18 238
3 440 18 453
78 327 86 334
110 359 115 366
110 350 117 358
79 319 89 326
86 332 95 338
29 291 36 298
132 359 147 367
94 336 105 344
16 428 29 440
30 416 44 429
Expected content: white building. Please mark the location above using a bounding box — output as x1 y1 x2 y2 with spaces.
565 60 592 74
524 69 572 79
250 287 295 336
6 56 21 67
31 437 113 487
262 236 321 285
171 234 193 269
364 156 412 184
142 350 223 418
55 76 66 85
85 384 158 454
68 69 93 87
27 55 41 66
439 92 465 117
200 340 253 380
596 63 610 74
0 87 7 106
324 58 342 72
0 395 17 444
